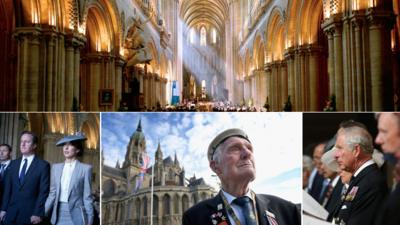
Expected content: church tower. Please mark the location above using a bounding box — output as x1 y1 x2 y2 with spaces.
122 119 147 178
154 141 165 185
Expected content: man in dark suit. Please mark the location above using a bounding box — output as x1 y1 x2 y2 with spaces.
182 128 300 225
329 122 388 225
375 113 400 225
0 131 50 225
307 142 326 201
0 144 12 205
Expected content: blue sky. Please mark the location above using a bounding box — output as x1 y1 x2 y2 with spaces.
102 112 302 203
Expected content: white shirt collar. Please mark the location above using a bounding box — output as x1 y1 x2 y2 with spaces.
22 154 35 161
1 160 11 167
221 189 254 205
354 159 375 177
331 175 341 187
65 159 77 167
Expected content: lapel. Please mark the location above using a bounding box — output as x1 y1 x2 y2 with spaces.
67 160 81 198
20 156 38 188
255 194 271 225
206 192 232 225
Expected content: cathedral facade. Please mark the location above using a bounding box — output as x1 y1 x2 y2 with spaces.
102 121 216 225
0 0 399 111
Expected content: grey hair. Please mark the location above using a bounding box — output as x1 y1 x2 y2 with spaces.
212 144 223 163
340 126 374 154
303 155 313 172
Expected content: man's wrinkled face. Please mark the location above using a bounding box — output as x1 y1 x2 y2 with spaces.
213 136 256 183
334 132 356 173
376 113 400 156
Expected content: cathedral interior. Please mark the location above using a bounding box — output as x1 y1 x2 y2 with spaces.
0 0 399 111
0 113 101 191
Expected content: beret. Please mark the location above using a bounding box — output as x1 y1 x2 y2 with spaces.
207 128 250 161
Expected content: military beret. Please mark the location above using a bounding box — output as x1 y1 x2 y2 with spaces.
208 128 250 161
56 132 87 146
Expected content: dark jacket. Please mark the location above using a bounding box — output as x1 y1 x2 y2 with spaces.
182 192 300 225
329 164 388 225
374 183 400 225
1 156 50 225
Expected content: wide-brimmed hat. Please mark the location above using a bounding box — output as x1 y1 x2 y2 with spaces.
56 132 87 146
208 128 250 161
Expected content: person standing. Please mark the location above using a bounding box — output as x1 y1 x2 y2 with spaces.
0 131 50 225
45 133 93 225
0 144 12 205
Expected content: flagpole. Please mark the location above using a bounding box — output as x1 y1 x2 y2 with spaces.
150 159 154 225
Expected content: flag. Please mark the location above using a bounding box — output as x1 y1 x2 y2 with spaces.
134 153 150 193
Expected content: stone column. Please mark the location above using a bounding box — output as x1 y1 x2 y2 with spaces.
65 36 75 111
43 28 56 111
351 14 365 111
308 45 321 111
280 61 288 108
115 57 125 111
367 8 394 111
284 49 295 111
265 64 272 109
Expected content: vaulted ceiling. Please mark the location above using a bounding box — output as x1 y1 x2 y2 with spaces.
180 0 228 33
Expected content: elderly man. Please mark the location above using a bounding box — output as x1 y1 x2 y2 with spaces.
182 128 300 225
329 122 387 225
375 113 400 225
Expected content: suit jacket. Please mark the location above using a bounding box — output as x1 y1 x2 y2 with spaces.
325 179 344 218
329 164 388 225
374 183 400 225
182 192 300 225
0 163 11 205
45 161 93 225
308 170 325 202
1 156 50 225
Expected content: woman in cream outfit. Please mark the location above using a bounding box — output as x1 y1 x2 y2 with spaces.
45 133 93 225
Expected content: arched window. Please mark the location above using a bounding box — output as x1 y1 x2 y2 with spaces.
163 195 171 215
200 27 207 46
182 195 189 212
153 195 159 216
190 28 196 44
212 28 217 44
174 194 180 214
135 198 141 218
143 196 148 216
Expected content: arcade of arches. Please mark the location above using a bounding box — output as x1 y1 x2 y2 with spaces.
0 0 399 111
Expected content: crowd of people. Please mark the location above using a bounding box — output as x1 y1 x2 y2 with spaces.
303 113 400 225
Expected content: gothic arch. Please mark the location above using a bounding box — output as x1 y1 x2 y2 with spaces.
174 194 180 214
153 194 159 216
182 194 189 212
163 194 171 215
252 33 265 69
266 7 286 62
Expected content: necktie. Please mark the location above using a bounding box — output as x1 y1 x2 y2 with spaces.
233 196 257 225
19 159 27 184
0 164 4 179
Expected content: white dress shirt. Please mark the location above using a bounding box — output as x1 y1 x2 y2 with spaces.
19 155 35 177
221 189 256 225
59 160 77 202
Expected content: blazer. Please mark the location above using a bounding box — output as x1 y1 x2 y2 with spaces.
1 156 50 225
45 161 93 225
0 163 11 204
182 192 300 225
329 164 388 225
374 183 400 225
308 170 325 202
325 178 344 217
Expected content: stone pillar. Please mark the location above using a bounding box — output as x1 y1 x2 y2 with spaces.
265 64 271 109
14 27 42 111
308 45 321 111
65 38 75 111
367 9 394 111
43 29 56 111
284 49 295 111
351 15 365 111
280 61 288 108
115 57 125 111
